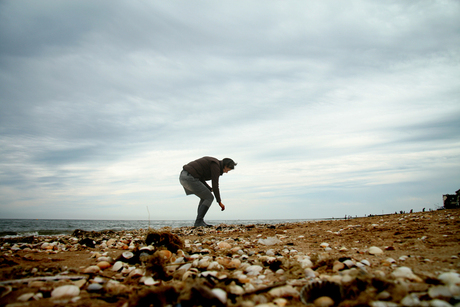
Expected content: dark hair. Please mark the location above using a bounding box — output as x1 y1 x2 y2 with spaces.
223 158 237 169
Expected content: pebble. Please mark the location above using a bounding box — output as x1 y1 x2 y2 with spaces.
313 296 335 307
51 285 80 298
87 283 103 291
217 241 232 249
83 265 101 274
268 285 299 298
97 261 111 269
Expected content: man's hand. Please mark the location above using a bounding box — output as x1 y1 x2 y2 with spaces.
219 202 225 211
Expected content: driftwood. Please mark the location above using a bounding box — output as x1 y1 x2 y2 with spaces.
0 275 87 285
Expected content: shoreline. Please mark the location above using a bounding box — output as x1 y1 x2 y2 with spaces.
0 210 442 239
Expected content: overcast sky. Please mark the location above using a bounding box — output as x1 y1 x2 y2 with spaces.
1 1 459 222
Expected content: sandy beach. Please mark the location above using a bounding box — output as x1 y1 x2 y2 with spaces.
1 209 459 307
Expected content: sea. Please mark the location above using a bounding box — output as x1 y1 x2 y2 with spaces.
0 218 328 238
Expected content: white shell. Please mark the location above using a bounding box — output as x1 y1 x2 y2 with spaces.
111 261 124 272
143 277 158 286
268 285 299 298
320 242 329 248
258 237 281 245
391 266 422 282
245 265 263 273
400 293 421 306
438 272 460 286
122 251 134 259
51 285 80 298
228 284 245 295
428 299 455 307
211 288 227 304
17 293 35 302
428 285 452 299
299 258 313 269
128 269 144 278
368 246 383 255
207 261 224 271
361 259 371 266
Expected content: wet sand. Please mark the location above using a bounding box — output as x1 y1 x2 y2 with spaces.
1 209 459 307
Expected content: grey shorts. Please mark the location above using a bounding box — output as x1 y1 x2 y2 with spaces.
179 170 214 200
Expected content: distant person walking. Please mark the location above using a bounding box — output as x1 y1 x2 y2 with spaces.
179 156 237 227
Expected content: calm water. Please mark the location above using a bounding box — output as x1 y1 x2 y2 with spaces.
0 218 321 237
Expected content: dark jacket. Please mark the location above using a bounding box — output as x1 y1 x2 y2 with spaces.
183 156 223 203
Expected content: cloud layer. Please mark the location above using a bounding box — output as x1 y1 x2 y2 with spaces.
1 0 459 221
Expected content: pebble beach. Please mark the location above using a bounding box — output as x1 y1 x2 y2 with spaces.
1 209 459 307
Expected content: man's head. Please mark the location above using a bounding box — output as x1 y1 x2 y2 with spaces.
222 158 237 173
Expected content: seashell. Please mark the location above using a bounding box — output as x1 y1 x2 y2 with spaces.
258 236 281 246
97 256 112 262
428 299 456 307
245 265 263 274
304 268 316 278
217 241 232 249
111 261 124 272
339 247 348 252
143 277 159 286
299 258 313 269
438 272 460 286
217 257 241 269
207 261 224 271
332 261 345 272
428 285 452 299
399 255 408 261
368 246 383 255
87 283 103 291
0 285 12 298
211 288 227 304
360 259 371 266
122 251 134 259
128 268 144 278
228 284 245 295
266 249 276 256
83 265 101 274
391 266 422 282
320 242 329 248
273 298 288 307
400 293 421 306
97 261 111 269
268 285 299 298
182 270 197 281
300 280 343 305
177 263 192 272
198 257 212 269
343 259 355 268
17 292 35 302
376 291 391 301
313 296 335 307
230 247 242 254
51 285 80 298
